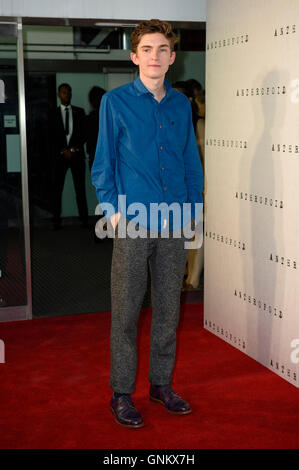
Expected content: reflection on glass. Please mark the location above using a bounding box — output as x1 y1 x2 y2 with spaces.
0 36 27 308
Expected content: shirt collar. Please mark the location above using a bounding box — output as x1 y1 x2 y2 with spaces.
60 104 71 110
133 76 172 98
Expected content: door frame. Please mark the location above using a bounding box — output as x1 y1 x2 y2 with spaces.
0 18 32 322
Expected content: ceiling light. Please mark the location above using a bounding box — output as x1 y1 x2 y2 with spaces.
94 22 137 27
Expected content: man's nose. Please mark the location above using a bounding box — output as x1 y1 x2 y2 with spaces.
151 49 159 60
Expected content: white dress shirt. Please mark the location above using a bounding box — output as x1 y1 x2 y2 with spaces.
60 104 73 146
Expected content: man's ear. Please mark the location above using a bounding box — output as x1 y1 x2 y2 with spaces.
130 52 139 66
169 51 176 65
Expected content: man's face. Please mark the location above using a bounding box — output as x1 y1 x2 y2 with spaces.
58 86 72 106
130 33 175 80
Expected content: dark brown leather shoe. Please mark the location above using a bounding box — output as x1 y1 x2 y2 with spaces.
149 384 192 415
110 393 144 428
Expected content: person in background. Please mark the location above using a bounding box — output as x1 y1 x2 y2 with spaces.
194 89 205 166
185 78 203 98
86 86 107 241
184 88 205 289
173 81 205 290
86 86 106 171
50 83 88 229
172 80 200 139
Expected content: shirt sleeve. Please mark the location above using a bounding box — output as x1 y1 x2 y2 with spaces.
91 93 119 217
183 102 204 220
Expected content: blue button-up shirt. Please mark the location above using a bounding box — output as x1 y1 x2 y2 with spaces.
91 76 203 232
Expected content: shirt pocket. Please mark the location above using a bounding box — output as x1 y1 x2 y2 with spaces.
165 119 186 154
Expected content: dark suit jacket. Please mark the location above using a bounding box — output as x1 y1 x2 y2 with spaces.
50 105 86 159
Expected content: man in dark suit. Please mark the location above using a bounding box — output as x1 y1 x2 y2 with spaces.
51 83 88 229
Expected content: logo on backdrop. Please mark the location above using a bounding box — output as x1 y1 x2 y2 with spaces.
204 318 246 350
274 25 296 36
235 192 284 209
236 85 286 97
206 138 248 149
272 143 299 154
234 289 283 319
269 254 297 270
207 34 249 51
270 358 296 382
235 80 299 101
205 231 246 251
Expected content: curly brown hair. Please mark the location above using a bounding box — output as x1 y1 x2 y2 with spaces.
131 19 178 53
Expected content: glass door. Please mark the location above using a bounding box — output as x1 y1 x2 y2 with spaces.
0 19 32 321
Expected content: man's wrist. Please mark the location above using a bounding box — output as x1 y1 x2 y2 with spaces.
110 212 121 231
110 211 121 220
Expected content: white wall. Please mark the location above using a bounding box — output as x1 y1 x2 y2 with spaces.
205 0 299 387
0 0 206 21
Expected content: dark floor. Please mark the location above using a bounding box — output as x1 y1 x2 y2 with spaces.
31 219 203 318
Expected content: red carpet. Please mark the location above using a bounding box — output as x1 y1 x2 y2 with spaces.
0 303 298 449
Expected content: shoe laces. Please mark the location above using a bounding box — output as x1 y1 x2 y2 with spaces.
119 394 136 409
160 385 181 400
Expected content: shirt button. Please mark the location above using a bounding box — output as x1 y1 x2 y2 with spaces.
160 146 163 150
160 125 162 128
163 186 167 191
161 167 165 171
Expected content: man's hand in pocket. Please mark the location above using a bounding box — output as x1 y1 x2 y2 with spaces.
110 212 121 231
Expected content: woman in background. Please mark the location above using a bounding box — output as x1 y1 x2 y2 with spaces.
86 86 106 171
172 81 205 290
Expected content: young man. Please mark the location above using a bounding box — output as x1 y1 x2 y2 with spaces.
92 19 203 428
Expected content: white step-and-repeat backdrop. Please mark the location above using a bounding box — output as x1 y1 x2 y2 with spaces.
204 0 299 387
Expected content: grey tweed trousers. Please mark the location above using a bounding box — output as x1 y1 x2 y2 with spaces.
109 217 188 394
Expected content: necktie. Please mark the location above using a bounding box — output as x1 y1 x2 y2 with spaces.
65 107 69 135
